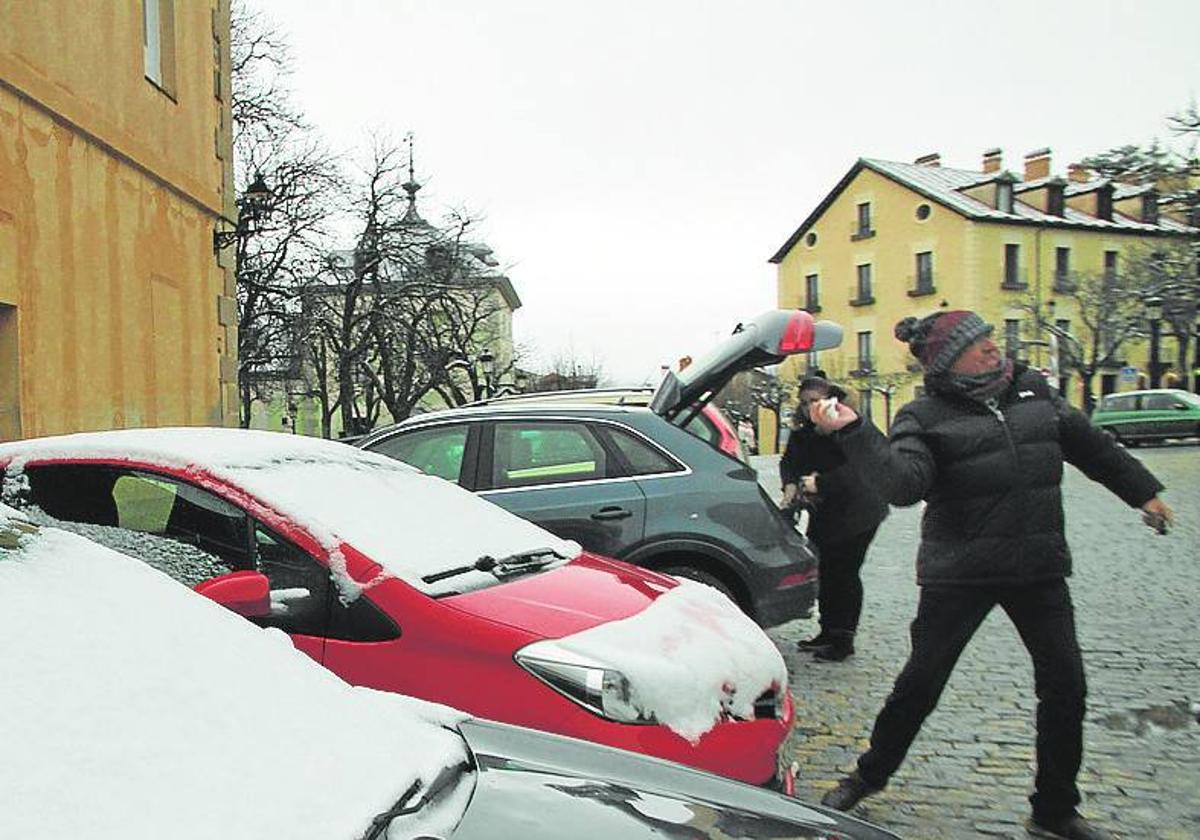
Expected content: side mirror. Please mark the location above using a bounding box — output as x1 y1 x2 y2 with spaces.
195 570 271 618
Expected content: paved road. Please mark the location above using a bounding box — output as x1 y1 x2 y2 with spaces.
751 445 1200 839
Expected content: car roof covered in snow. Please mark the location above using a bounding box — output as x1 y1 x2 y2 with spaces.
0 428 579 595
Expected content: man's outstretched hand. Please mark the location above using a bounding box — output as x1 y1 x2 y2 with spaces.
1141 496 1175 535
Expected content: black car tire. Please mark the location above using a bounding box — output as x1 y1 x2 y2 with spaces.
659 565 738 604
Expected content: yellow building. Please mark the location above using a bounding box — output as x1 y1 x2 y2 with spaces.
767 149 1197 449
1 0 236 441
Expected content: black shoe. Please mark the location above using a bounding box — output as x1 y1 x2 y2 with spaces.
1026 813 1116 840
813 643 855 661
820 772 880 811
797 633 831 650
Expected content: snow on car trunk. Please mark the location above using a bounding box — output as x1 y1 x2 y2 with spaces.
519 578 788 743
0 507 471 840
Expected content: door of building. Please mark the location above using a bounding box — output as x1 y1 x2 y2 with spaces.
0 304 19 441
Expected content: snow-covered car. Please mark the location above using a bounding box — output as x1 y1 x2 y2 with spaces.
0 507 901 840
1 429 790 787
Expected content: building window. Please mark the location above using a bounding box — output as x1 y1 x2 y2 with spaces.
1004 318 1021 360
805 232 818 247
804 274 820 311
1097 188 1113 221
852 202 874 240
915 203 931 221
912 251 934 295
996 181 1014 213
1047 183 1065 217
856 331 873 372
1054 247 1071 291
1104 250 1118 282
1003 243 1024 288
853 264 873 305
143 0 176 95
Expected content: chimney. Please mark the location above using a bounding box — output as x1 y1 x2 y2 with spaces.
1067 163 1090 183
914 152 941 167
1024 148 1051 181
982 148 1003 174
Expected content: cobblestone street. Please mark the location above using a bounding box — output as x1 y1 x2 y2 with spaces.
752 445 1200 839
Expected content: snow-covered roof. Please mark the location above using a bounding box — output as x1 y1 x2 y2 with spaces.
0 512 470 840
0 428 579 596
769 157 1198 262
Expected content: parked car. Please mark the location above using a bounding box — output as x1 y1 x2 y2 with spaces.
359 309 845 628
1090 388 1200 445
478 386 748 462
0 508 901 840
0 428 790 787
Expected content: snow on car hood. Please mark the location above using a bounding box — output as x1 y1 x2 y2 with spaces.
0 428 580 597
0 513 472 840
519 579 788 743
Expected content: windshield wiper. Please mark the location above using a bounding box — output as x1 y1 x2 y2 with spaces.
360 759 474 840
421 547 567 584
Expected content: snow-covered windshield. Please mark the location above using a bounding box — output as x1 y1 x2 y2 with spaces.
0 513 473 840
0 428 581 597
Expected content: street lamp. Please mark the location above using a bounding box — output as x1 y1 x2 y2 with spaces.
478 348 495 398
214 172 273 253
1145 296 1164 389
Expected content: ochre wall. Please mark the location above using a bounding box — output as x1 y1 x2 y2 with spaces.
0 1 236 440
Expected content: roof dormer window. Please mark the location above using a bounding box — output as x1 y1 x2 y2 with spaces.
1046 180 1065 217
1141 191 1159 225
1097 184 1114 221
996 180 1014 213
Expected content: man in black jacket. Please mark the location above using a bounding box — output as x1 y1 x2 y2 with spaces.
780 376 888 661
814 310 1174 840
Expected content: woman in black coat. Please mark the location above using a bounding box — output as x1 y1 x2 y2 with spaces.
814 310 1174 840
779 376 888 661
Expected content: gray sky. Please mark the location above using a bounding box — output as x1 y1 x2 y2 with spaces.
252 0 1199 385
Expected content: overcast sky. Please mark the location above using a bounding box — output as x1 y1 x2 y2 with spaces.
251 0 1199 385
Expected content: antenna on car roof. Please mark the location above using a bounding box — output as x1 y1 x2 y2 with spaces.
731 322 745 334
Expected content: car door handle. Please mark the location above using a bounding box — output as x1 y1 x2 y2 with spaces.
591 506 633 521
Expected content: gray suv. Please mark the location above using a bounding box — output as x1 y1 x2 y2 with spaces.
360 310 843 628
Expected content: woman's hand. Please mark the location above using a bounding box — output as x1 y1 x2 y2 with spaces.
780 483 798 508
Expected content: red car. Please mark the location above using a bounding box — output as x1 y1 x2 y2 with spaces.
0 428 793 785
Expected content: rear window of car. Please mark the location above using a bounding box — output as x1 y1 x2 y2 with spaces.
491 422 611 488
1100 394 1137 412
368 425 468 482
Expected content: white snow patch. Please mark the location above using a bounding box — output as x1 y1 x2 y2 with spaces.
0 427 580 596
523 579 788 743
0 523 471 840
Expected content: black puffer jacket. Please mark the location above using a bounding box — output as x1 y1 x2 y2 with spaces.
780 425 888 542
834 366 1163 586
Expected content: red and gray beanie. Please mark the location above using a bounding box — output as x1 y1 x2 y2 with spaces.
894 310 994 375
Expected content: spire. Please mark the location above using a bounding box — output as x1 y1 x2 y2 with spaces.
401 131 424 224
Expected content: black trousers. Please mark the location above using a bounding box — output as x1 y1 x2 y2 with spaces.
812 526 878 638
855 579 1086 821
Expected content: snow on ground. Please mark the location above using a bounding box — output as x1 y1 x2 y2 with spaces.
0 427 580 597
521 578 788 742
0 517 472 840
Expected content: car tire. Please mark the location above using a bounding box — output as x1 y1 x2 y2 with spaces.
659 565 738 604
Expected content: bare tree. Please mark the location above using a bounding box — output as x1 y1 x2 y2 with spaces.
230 3 341 426
1023 269 1149 413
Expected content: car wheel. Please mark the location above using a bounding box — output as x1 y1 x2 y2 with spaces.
659 565 738 604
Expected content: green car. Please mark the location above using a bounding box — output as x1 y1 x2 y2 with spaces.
1091 388 1200 445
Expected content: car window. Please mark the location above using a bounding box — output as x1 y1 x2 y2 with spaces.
368 426 468 482
604 427 682 476
253 523 398 642
1100 394 1137 412
1142 393 1178 411
491 422 611 488
19 464 253 573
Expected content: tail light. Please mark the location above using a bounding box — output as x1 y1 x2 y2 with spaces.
777 311 815 354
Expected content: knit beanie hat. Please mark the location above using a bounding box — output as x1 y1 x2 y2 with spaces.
894 310 994 375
